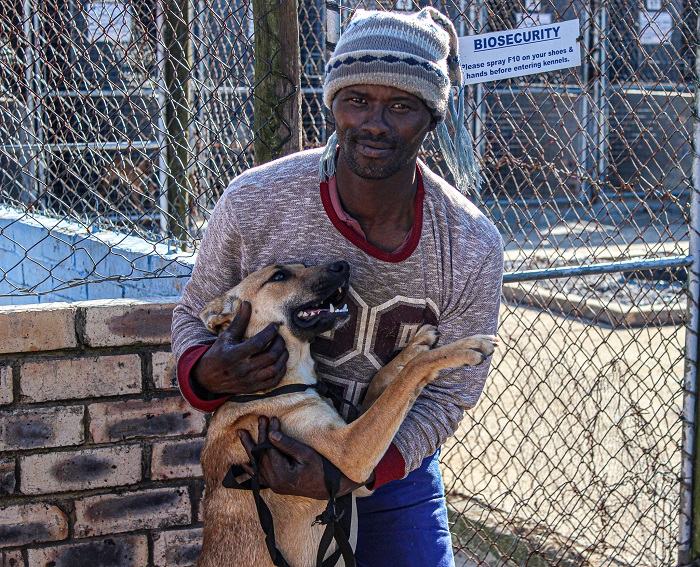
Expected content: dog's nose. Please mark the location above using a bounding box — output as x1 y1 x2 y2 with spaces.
327 261 349 275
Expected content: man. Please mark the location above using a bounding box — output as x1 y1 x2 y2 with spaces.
172 7 503 566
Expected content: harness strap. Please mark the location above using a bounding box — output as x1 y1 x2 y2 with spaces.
222 444 355 567
226 383 315 404
226 382 361 422
314 382 360 422
314 457 356 567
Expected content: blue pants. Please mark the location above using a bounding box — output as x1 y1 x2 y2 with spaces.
354 452 455 567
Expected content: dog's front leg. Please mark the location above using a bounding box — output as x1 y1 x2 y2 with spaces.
362 324 440 410
311 335 497 483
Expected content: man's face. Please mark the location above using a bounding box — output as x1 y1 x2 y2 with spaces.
330 84 436 180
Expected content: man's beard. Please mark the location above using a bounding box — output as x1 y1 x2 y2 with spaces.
339 129 418 180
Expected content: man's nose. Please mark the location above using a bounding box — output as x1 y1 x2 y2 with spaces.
362 105 390 135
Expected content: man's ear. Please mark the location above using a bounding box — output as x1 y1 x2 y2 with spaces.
200 292 241 335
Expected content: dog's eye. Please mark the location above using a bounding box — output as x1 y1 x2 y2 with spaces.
268 270 289 282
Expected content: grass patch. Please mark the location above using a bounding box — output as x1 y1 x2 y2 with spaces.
449 506 592 567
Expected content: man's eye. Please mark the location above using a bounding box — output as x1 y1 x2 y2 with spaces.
269 271 288 282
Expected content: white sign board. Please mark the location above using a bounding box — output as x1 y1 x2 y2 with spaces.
458 18 582 85
85 1 132 43
638 10 673 45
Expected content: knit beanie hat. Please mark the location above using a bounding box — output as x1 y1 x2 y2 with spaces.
319 7 481 194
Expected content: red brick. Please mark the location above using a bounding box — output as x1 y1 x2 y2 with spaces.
0 366 11 406
89 396 205 443
74 487 191 537
27 535 148 566
153 527 203 566
80 299 175 347
20 445 142 495
153 351 177 390
0 406 84 451
0 550 23 567
0 303 77 354
20 354 141 402
0 459 15 497
151 438 203 479
0 503 68 548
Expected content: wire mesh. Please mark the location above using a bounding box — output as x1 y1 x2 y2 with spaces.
0 0 696 565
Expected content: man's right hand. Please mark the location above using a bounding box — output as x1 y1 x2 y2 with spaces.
192 301 288 395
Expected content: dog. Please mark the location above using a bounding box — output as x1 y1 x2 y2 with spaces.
197 261 497 567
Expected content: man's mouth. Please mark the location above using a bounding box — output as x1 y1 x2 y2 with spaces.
352 137 396 158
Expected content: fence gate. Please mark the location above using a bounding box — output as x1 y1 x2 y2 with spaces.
0 0 698 565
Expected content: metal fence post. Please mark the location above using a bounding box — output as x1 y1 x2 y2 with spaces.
251 0 302 166
680 13 700 565
163 0 193 243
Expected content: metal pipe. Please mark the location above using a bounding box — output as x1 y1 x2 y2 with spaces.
678 14 700 563
503 255 693 284
325 0 340 54
21 0 38 204
156 0 169 235
579 0 593 199
0 141 162 151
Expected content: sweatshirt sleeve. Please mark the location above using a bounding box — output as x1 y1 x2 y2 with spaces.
391 229 504 476
171 185 246 408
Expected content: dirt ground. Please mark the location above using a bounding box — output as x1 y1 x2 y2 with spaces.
442 303 686 567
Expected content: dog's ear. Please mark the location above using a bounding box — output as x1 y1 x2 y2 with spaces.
200 293 241 335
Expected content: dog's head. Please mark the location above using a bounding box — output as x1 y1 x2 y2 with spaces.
200 261 351 342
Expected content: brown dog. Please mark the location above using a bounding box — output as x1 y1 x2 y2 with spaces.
196 261 496 567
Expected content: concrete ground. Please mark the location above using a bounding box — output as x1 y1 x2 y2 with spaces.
443 298 686 567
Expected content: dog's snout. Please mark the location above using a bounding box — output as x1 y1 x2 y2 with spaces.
327 261 349 275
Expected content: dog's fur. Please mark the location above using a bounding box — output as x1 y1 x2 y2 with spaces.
197 262 496 567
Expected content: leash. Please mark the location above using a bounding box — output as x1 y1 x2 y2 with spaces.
222 381 360 567
223 443 355 567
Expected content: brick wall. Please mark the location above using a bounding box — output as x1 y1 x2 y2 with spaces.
0 298 207 567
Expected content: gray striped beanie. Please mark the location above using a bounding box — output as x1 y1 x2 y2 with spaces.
322 7 462 122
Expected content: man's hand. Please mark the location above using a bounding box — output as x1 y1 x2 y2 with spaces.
238 416 374 499
192 301 288 395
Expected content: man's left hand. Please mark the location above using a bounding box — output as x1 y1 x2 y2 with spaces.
237 416 374 499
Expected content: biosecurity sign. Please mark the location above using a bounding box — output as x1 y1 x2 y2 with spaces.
458 19 582 85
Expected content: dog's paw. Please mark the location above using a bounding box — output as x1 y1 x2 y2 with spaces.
412 324 440 348
466 334 498 360
436 335 498 367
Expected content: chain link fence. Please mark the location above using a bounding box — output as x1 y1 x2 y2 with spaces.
0 0 698 565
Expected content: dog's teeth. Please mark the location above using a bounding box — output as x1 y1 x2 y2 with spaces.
337 287 343 295
342 304 348 312
330 303 335 313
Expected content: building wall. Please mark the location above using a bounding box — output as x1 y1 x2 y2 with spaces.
0 298 206 566
0 208 194 306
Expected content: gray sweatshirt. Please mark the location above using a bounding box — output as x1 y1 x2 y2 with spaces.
171 148 503 475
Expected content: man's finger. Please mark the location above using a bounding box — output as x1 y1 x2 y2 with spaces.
247 335 287 370
257 416 270 446
237 429 256 460
236 323 280 357
268 428 313 462
220 301 251 343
